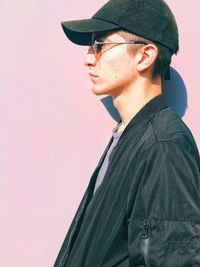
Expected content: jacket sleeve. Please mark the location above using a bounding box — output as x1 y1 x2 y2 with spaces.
127 142 200 267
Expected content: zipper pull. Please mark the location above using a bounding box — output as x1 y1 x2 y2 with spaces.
142 220 150 239
141 220 150 266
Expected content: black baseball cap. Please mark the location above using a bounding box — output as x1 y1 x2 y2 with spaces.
61 0 179 54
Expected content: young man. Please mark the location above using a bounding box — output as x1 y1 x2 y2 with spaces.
54 0 200 266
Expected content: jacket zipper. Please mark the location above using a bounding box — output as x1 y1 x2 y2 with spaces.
141 220 150 267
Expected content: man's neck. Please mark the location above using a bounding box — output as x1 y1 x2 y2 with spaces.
112 78 162 132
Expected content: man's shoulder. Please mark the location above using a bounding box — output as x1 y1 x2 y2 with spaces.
149 107 198 153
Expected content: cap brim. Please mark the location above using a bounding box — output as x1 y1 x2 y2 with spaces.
61 18 120 45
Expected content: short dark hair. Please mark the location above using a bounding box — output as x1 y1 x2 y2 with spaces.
118 30 173 80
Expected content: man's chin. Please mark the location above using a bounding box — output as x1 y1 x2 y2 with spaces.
91 85 111 96
91 87 105 96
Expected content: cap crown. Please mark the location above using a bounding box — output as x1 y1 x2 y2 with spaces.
93 0 179 53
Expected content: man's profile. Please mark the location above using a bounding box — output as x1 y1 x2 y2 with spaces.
54 0 200 266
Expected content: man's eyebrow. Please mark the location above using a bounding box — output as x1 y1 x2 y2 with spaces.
92 33 108 42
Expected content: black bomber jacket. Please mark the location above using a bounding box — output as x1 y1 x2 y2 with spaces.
54 95 200 267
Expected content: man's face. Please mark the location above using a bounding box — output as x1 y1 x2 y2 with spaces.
84 31 138 97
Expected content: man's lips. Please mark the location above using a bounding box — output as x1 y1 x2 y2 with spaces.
88 72 98 77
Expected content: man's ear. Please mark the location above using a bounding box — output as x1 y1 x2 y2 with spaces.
135 44 158 74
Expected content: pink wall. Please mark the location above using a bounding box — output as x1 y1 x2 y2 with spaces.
0 1 199 266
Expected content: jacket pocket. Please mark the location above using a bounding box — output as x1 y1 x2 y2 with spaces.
150 220 200 267
128 218 200 267
164 240 200 267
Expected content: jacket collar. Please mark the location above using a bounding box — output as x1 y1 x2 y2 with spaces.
119 95 168 139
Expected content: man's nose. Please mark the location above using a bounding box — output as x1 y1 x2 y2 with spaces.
83 47 97 66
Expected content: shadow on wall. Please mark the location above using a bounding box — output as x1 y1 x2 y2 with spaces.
101 67 187 122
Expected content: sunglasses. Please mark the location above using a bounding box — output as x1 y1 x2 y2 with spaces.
89 40 148 55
